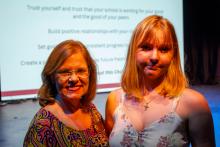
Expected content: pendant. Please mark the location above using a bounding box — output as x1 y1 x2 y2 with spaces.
144 103 149 111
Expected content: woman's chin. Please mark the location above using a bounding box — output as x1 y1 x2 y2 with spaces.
144 72 159 79
62 93 83 100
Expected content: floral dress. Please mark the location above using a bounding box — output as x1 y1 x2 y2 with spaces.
109 94 189 147
24 103 109 147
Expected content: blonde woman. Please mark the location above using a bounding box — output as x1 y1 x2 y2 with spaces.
105 15 215 146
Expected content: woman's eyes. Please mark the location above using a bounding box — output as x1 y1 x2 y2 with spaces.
141 45 170 53
159 47 169 53
141 45 151 50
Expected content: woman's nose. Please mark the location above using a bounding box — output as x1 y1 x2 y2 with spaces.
70 73 79 81
150 49 159 64
67 74 79 86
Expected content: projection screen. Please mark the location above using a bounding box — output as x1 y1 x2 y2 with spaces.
0 0 183 101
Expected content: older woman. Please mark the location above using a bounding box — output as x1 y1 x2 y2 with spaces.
105 15 215 146
24 40 109 146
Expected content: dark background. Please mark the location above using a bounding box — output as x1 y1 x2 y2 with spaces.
184 0 220 85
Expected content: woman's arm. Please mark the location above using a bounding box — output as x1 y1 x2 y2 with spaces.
105 90 120 137
183 89 216 147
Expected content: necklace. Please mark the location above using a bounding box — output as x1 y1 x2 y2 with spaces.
125 92 157 111
143 95 156 111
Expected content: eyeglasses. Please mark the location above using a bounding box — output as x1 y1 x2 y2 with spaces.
56 68 89 80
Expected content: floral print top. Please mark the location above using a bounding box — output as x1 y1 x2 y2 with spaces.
109 94 189 147
24 103 109 147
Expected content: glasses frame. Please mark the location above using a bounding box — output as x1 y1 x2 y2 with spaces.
56 68 89 80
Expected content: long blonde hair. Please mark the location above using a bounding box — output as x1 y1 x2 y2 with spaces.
121 15 188 99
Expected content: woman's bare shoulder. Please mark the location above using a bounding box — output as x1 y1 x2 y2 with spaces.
180 89 215 146
109 88 123 95
108 88 123 101
180 88 210 113
106 88 123 113
44 102 63 117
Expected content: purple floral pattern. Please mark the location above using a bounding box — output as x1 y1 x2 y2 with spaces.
110 111 188 146
24 103 109 147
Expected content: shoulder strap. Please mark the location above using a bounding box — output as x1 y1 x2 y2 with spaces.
172 96 180 112
114 89 125 105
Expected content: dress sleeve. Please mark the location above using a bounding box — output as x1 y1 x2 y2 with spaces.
23 109 58 147
89 103 109 146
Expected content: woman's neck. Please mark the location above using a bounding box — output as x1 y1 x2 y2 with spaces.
55 95 81 114
142 76 164 92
